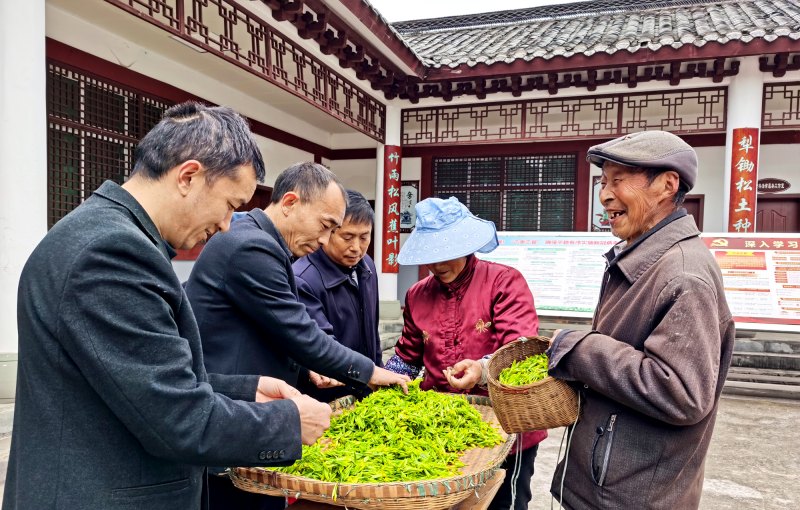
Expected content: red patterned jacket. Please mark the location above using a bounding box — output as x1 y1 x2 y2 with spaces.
395 255 547 450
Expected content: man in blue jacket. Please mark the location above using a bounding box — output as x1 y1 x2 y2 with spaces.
293 190 382 401
185 163 408 509
4 102 332 510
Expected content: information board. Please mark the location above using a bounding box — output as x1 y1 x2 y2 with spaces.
477 231 800 332
476 233 617 317
703 234 800 331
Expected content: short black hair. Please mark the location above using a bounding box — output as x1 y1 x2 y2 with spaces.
270 162 346 204
344 190 374 225
642 168 688 206
132 101 265 183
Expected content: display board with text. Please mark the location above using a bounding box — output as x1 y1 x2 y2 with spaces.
477 232 800 331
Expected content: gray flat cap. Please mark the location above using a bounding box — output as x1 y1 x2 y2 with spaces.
587 131 698 191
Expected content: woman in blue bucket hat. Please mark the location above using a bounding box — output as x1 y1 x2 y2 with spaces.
385 196 546 510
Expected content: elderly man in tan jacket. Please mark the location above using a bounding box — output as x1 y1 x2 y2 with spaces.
449 130 734 510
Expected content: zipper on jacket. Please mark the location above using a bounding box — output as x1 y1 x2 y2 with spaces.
597 413 617 486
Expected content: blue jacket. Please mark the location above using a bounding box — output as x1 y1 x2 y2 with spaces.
293 250 382 401
294 250 382 365
5 182 301 510
185 209 374 390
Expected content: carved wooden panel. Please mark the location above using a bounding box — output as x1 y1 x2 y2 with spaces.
105 0 385 141
763 82 800 130
403 88 727 145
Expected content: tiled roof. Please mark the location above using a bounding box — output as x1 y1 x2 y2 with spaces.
391 0 800 68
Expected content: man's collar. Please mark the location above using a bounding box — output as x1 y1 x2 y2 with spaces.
248 208 294 261
308 249 372 290
604 209 699 283
93 181 175 260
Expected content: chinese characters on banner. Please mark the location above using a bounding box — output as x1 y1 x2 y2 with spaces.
479 232 800 329
728 127 759 233
703 236 800 327
382 145 402 273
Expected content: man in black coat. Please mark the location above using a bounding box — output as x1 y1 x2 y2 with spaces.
293 190 383 402
185 162 409 509
4 103 332 510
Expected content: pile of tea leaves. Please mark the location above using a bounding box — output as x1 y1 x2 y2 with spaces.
264 380 503 483
498 353 549 386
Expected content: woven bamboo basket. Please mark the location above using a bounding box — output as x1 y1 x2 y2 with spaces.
487 336 579 433
230 395 514 510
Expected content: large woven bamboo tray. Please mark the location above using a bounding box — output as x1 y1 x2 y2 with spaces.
230 394 514 510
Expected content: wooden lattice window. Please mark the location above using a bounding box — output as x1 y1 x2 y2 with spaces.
46 62 171 228
433 155 576 231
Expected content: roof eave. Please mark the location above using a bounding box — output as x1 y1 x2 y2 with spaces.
422 37 800 80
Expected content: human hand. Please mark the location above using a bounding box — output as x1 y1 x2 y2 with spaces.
368 366 410 394
289 394 332 445
309 370 344 389
255 376 301 403
444 359 483 390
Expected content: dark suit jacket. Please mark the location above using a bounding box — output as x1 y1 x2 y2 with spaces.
4 182 301 510
292 250 382 401
186 209 374 390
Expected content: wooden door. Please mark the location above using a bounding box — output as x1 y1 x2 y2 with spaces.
684 195 704 231
756 195 800 233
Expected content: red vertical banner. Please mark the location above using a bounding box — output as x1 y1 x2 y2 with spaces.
728 127 759 233
382 145 402 273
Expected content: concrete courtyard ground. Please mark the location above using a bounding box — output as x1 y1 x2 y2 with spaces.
0 395 797 508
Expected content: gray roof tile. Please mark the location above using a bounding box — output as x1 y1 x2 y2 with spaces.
392 0 800 68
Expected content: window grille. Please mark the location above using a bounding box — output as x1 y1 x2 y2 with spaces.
433 155 576 231
46 62 171 228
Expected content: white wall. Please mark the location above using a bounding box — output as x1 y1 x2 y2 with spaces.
397 157 423 303
328 159 378 199
254 136 314 186
403 157 421 181
761 144 800 185
693 146 727 232
0 0 47 364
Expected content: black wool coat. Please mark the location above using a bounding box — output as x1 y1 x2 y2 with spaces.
4 182 301 510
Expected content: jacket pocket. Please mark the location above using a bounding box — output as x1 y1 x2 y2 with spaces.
111 478 190 500
590 413 617 487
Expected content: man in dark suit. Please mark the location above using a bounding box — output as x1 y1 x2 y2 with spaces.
293 190 383 402
4 103 332 510
185 162 409 509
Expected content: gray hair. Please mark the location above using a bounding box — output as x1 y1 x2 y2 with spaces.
270 162 346 205
132 101 265 183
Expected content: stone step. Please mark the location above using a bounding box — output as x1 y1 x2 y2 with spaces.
726 366 800 386
731 351 800 371
722 380 800 399
0 405 12 436
378 319 403 335
735 337 800 355
379 332 400 352
378 300 402 321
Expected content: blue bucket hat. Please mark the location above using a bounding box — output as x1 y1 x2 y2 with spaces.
397 197 499 265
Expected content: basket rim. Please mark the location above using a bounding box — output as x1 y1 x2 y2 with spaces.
234 457 505 493
231 397 513 501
